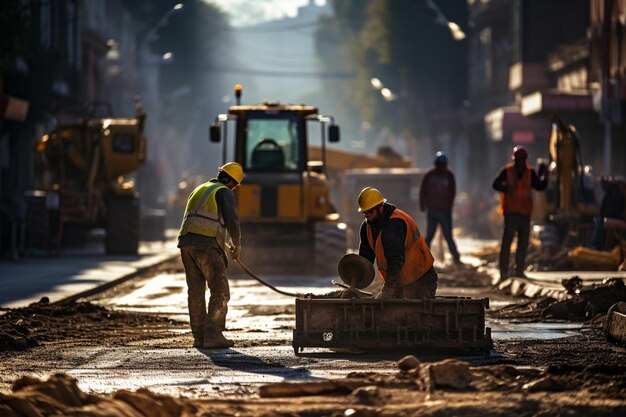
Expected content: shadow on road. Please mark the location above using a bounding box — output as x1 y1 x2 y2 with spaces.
198 348 322 382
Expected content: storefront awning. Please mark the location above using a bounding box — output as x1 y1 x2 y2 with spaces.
521 91 593 116
484 107 549 144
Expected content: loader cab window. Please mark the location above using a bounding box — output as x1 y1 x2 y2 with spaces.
244 112 300 172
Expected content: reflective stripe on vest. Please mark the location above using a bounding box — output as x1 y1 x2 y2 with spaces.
178 182 227 247
499 163 533 216
366 208 435 286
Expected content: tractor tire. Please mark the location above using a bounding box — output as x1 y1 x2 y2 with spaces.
314 222 348 276
105 195 140 255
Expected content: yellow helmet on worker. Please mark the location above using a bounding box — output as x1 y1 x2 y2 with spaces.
357 187 386 212
218 162 244 185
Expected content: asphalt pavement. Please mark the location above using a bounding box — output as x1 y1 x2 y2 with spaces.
0 235 180 309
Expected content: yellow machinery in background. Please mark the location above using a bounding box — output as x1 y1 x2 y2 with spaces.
531 115 626 270
26 100 147 255
209 86 346 272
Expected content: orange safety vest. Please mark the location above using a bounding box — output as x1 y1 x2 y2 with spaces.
499 163 533 216
366 208 434 287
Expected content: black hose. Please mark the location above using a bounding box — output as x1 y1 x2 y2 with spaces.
233 258 303 298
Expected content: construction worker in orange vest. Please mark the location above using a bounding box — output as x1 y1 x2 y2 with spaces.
357 187 438 299
492 146 548 280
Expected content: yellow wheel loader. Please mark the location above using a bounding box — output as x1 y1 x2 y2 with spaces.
210 86 347 273
26 101 147 255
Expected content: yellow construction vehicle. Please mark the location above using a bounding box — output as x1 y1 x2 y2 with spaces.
26 100 147 255
209 85 346 272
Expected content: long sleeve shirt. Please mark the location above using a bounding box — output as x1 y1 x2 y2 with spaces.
358 203 406 287
419 167 456 212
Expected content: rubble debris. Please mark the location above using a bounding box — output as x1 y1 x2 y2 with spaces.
543 278 626 320
492 278 626 322
0 298 180 352
397 355 421 371
351 386 385 405
522 376 567 392
428 359 473 390
3 361 626 417
259 380 357 398
605 301 626 346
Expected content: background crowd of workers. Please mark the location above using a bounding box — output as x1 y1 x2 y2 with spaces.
176 146 624 348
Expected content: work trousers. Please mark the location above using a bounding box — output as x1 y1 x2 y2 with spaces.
398 267 438 299
424 209 461 262
180 245 230 341
499 213 530 279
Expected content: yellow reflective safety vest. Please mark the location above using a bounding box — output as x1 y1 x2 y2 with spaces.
178 181 227 249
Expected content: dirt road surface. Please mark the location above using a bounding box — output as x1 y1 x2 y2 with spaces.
1 257 625 416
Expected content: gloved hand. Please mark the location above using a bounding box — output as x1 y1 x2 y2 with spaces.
375 284 398 300
229 245 240 260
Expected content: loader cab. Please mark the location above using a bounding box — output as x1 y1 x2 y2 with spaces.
210 100 340 222
239 110 303 173
208 87 346 272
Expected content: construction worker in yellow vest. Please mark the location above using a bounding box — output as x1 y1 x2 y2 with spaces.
357 187 438 299
178 162 243 349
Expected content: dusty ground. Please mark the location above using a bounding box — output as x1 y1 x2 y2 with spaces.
1 257 625 416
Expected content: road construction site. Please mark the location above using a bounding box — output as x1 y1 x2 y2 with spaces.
1 239 625 417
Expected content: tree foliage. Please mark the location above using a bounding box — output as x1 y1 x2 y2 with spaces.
317 0 467 140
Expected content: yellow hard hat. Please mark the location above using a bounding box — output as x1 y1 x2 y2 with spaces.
218 162 244 184
357 187 385 212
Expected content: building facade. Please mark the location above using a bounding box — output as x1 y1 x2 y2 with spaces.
465 0 609 192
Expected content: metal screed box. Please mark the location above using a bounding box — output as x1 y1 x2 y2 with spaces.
293 296 492 354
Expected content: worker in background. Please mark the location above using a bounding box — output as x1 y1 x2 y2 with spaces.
357 187 438 299
492 146 548 280
177 162 243 349
419 151 462 265
591 176 626 250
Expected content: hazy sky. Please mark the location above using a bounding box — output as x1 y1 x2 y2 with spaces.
204 0 326 26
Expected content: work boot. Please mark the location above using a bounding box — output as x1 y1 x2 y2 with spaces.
513 270 528 278
499 268 507 280
192 332 204 348
203 331 235 348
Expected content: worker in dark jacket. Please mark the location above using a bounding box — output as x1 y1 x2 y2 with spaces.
357 187 438 299
419 151 461 265
178 162 243 349
492 146 547 280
